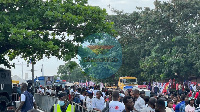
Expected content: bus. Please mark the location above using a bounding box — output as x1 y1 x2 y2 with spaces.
118 77 138 90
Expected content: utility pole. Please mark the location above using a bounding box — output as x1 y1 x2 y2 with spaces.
32 63 35 95
42 64 44 76
22 62 23 79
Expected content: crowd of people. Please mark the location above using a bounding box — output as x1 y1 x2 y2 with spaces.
10 81 200 112
45 84 200 112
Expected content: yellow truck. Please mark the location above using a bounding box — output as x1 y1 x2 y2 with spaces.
118 77 138 90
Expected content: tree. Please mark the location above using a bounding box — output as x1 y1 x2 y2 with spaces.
57 61 89 82
0 0 115 67
107 0 200 82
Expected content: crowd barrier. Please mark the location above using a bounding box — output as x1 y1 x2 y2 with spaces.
12 93 20 101
34 93 57 112
34 94 100 112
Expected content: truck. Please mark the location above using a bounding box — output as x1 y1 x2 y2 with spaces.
118 77 138 90
0 68 12 111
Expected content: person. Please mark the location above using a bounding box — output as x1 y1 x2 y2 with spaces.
155 98 166 112
15 83 37 112
79 89 86 105
83 90 94 111
46 86 51 95
185 97 195 112
109 90 125 112
128 89 134 98
141 97 156 112
70 92 81 104
173 96 178 110
154 84 159 96
140 90 145 99
175 95 186 112
144 96 150 107
93 91 105 111
124 90 129 96
50 93 68 112
166 100 174 112
178 83 182 95
46 77 52 85
133 89 145 111
122 96 134 112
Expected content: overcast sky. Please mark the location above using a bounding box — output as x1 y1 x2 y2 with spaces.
1 0 169 80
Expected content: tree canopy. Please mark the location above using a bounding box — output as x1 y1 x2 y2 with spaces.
57 61 89 82
107 0 200 82
0 0 115 68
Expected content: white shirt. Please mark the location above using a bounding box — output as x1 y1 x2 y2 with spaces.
93 97 105 111
185 104 195 112
109 101 125 112
85 96 93 111
46 89 51 94
93 90 99 97
134 96 145 111
21 92 35 102
141 106 155 112
102 92 106 98
79 95 85 101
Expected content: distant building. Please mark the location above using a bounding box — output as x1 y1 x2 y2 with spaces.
25 73 28 80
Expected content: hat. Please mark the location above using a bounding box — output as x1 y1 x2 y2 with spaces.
40 85 42 87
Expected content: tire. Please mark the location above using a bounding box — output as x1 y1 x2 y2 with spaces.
0 96 9 112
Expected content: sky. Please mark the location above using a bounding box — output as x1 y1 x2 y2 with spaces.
1 0 169 80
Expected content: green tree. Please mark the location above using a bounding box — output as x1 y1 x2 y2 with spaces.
108 0 200 82
0 0 115 67
57 61 89 82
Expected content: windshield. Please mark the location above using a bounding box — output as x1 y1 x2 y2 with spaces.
121 79 137 84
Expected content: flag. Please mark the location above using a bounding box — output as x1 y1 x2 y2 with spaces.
162 82 169 93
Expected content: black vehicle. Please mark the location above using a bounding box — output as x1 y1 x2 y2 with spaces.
0 68 12 111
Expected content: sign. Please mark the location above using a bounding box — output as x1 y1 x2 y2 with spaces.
45 76 54 86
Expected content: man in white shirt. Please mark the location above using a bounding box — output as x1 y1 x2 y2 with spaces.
83 90 94 111
109 90 125 112
16 83 37 112
93 91 105 111
133 89 145 112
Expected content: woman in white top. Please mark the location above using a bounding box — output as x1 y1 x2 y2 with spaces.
166 100 175 112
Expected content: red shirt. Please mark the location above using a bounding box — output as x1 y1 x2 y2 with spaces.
195 92 199 99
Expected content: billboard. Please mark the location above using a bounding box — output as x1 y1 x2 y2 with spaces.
44 76 54 86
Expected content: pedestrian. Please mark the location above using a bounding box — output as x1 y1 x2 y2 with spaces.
69 92 81 104
133 89 145 111
83 90 93 111
154 83 159 96
173 96 178 110
15 83 37 112
166 100 175 112
175 95 186 112
141 97 156 112
155 98 166 112
50 93 68 112
122 96 134 112
93 91 105 111
185 97 195 112
109 90 125 112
